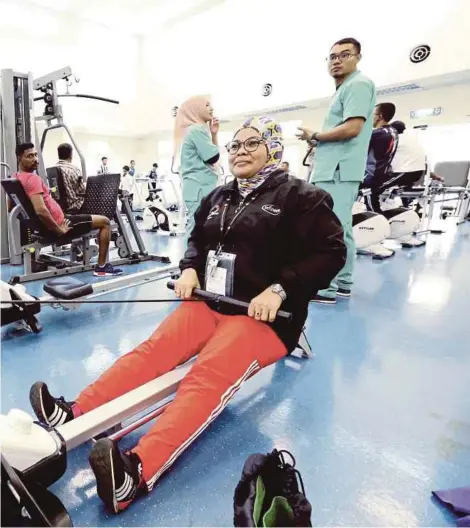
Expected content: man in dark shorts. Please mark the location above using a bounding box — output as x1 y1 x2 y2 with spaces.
361 102 399 212
14 143 122 277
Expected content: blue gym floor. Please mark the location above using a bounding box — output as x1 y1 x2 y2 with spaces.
2 224 470 527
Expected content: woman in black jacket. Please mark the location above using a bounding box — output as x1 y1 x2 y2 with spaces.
28 116 346 513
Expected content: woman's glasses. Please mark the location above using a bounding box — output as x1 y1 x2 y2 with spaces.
226 138 265 155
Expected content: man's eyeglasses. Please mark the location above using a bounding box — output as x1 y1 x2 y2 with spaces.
226 138 265 155
326 52 358 63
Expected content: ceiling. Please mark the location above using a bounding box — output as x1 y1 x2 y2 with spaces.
10 0 224 33
2 0 469 136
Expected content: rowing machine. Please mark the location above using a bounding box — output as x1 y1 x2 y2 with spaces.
1 264 180 334
0 284 306 525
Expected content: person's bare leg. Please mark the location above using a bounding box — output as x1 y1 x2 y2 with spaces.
91 215 111 266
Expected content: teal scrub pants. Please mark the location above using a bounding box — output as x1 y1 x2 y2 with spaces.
185 199 199 241
183 183 216 245
315 171 359 299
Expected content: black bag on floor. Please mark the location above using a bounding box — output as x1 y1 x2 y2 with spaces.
234 449 312 527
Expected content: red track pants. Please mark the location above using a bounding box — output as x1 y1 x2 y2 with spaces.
75 302 287 489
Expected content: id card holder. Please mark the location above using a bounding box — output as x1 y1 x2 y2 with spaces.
205 250 236 296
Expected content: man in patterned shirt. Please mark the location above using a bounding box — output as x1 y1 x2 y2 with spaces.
56 143 86 214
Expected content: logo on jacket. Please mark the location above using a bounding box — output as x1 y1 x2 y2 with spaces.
262 204 281 216
207 205 220 220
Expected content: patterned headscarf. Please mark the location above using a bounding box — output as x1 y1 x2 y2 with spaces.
234 116 284 198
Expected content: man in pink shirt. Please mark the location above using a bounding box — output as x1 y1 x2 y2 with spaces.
14 143 122 277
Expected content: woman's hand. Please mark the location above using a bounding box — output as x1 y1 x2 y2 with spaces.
248 288 283 323
210 118 220 136
175 269 200 299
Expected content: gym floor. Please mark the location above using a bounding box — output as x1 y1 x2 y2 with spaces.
1 223 470 527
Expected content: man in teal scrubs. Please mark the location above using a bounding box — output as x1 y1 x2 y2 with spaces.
298 37 376 304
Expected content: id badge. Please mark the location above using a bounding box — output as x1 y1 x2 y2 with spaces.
205 250 236 296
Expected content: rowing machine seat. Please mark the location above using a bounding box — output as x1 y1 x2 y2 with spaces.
43 277 93 300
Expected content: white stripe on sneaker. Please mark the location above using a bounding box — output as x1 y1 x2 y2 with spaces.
109 448 117 512
115 473 133 501
146 360 260 490
49 407 66 427
49 405 60 422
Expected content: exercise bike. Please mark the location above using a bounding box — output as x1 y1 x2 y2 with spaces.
352 200 394 259
142 175 186 235
354 188 425 259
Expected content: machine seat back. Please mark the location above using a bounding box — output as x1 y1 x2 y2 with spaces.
80 174 121 219
1 179 49 238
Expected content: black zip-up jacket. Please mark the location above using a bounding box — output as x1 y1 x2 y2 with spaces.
180 170 346 353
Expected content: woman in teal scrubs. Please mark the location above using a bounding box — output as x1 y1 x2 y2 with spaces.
174 96 220 238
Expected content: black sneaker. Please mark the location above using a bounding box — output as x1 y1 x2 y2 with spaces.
337 288 351 298
29 382 74 427
310 295 337 305
89 438 143 513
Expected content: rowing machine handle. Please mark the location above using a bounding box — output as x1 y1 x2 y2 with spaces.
166 281 292 321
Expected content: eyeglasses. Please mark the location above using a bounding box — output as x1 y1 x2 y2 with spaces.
226 138 265 155
326 52 358 63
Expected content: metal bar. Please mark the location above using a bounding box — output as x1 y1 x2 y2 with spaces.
40 253 81 266
35 125 47 183
59 94 119 105
167 280 293 321
108 401 172 442
25 73 34 145
432 197 464 204
39 123 61 151
8 204 23 265
23 245 33 274
33 67 72 91
58 361 193 450
113 205 136 255
0 162 11 175
1 70 19 261
10 256 158 284
121 196 147 255
85 264 178 296
61 123 87 179
37 264 178 302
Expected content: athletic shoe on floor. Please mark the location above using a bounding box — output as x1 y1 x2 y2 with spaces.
89 438 143 513
310 295 337 305
29 382 74 427
93 263 123 277
337 288 351 298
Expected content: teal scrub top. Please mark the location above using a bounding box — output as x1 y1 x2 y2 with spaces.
181 124 219 201
312 70 376 183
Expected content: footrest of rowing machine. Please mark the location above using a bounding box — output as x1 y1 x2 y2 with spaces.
43 277 93 300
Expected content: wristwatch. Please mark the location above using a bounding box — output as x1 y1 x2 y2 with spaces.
270 284 287 301
310 132 319 142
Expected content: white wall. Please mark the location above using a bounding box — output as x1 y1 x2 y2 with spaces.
139 0 470 132
2 0 469 143
38 125 141 176
132 80 470 183
0 0 140 134
417 124 470 167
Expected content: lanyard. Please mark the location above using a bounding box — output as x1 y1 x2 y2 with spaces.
216 193 257 253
